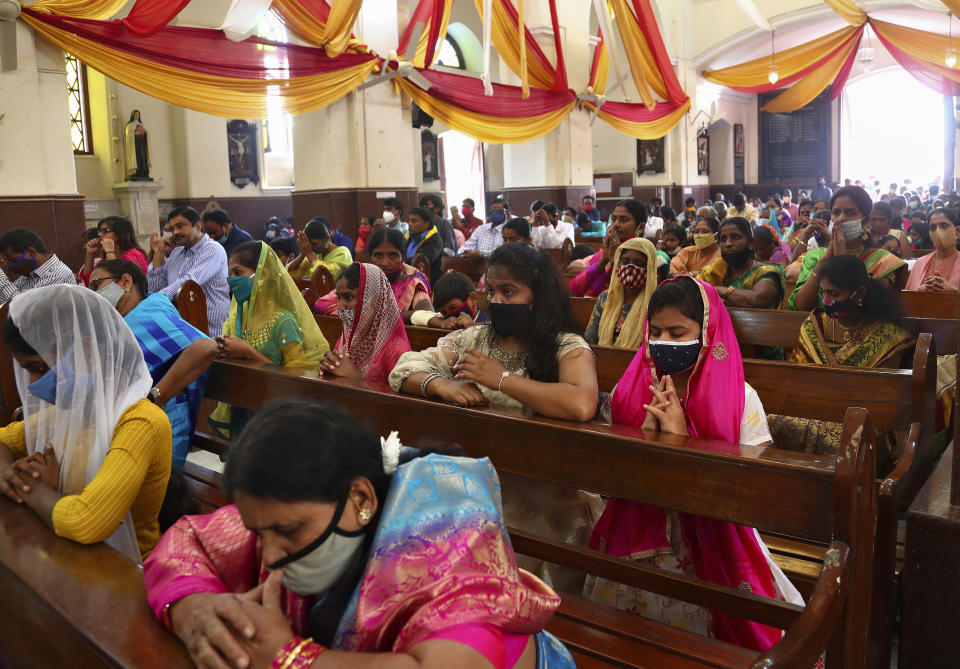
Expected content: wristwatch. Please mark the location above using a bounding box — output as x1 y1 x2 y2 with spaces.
148 387 163 405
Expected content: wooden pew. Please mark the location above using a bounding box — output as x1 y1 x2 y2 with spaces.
189 359 876 668
0 303 17 425
411 252 431 278
175 279 209 335
293 264 336 297
899 290 960 319
0 499 192 668
441 255 487 282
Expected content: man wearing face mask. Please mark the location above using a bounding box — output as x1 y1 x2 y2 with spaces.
450 197 484 240
148 206 230 334
376 197 409 237
459 198 510 258
789 186 905 311
418 193 458 254
0 228 77 303
87 259 217 468
201 208 252 256
581 195 601 222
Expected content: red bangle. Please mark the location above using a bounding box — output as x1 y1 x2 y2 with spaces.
271 636 326 669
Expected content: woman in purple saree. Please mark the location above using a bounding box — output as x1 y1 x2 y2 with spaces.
587 276 803 652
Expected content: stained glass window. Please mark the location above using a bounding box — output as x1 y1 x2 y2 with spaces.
65 53 92 154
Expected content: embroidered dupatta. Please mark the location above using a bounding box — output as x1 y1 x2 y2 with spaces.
590 277 783 652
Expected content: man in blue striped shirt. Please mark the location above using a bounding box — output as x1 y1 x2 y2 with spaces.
148 206 229 334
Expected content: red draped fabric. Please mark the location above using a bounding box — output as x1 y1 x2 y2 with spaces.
397 0 446 64
828 35 861 99
411 67 575 116
597 99 687 123
121 0 192 37
296 0 332 23
495 0 567 92
628 0 684 104
27 9 376 78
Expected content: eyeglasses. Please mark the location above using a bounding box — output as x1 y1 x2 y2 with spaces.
89 276 118 291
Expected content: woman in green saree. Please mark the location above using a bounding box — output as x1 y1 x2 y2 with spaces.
698 217 786 359
789 185 906 311
209 241 330 439
769 255 914 459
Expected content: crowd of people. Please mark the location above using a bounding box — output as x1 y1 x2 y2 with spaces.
0 177 955 667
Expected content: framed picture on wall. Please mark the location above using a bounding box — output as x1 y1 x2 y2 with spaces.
734 124 744 157
636 138 665 174
227 119 260 188
696 129 710 176
421 130 439 180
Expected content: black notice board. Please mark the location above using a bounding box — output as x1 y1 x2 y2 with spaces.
759 92 830 181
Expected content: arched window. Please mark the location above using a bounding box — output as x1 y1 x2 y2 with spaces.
436 35 465 70
65 53 92 155
255 12 294 187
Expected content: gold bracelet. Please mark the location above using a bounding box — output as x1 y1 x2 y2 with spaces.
278 638 311 669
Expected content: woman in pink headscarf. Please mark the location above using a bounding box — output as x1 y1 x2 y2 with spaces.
317 263 412 384
586 276 803 652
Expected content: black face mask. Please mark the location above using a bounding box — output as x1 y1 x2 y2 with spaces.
385 267 403 283
443 302 475 320
488 302 533 337
648 340 701 374
721 246 752 268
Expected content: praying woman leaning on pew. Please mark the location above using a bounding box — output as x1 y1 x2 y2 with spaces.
144 399 576 669
209 241 330 440
768 255 914 458
390 243 598 422
587 276 804 653
0 285 172 562
905 207 960 293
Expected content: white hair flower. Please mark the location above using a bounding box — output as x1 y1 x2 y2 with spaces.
381 431 402 475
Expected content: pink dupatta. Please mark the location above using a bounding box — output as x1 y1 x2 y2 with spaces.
337 263 411 384
590 276 782 652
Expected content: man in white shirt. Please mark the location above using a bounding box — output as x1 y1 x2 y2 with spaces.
379 197 409 236
0 229 77 302
530 203 576 249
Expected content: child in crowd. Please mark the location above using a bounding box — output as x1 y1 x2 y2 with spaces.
410 271 489 330
269 237 299 266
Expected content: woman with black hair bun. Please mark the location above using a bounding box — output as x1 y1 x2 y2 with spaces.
145 398 576 668
390 242 597 421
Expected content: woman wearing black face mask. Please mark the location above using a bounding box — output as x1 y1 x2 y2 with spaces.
390 243 598 422
145 398 576 668
768 255 913 459
697 217 785 311
588 277 803 651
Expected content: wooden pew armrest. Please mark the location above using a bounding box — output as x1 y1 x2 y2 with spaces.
751 542 850 669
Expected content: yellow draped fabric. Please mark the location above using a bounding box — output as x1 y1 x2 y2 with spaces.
517 0 529 97
25 0 127 20
21 12 377 118
270 0 367 56
760 26 862 113
608 0 657 108
407 0 453 67
590 35 610 96
395 77 574 143
872 18 960 83
584 98 690 139
823 0 867 26
322 0 363 58
945 0 960 20
702 25 859 89
474 0 555 91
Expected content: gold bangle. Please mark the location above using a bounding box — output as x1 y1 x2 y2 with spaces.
278 639 311 669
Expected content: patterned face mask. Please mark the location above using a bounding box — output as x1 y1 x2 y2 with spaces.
615 263 647 288
338 308 355 329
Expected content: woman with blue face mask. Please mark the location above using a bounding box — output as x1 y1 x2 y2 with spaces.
0 284 172 562
145 399 575 669
589 276 803 652
208 241 329 440
789 185 906 311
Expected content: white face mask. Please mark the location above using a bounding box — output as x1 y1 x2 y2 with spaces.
840 218 863 241
267 501 366 596
97 282 126 308
382 211 396 225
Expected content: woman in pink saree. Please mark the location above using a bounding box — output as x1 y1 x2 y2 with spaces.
586 276 803 652
144 399 574 668
318 263 412 384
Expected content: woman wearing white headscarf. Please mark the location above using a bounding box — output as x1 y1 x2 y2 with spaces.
0 284 172 562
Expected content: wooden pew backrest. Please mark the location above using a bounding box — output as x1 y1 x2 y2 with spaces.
900 290 960 319
175 279 209 336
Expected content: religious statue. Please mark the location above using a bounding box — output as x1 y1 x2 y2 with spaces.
124 109 151 180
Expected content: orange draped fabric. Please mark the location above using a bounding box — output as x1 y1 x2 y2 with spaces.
271 0 368 56
397 0 453 67
25 0 127 20
823 0 866 26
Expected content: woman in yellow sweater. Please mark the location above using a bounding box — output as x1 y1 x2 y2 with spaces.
0 284 171 562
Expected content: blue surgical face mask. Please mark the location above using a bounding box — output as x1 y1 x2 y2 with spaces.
27 368 58 405
227 275 253 303
489 210 506 225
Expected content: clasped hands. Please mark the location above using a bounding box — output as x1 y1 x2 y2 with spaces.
642 375 688 435
0 444 59 504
